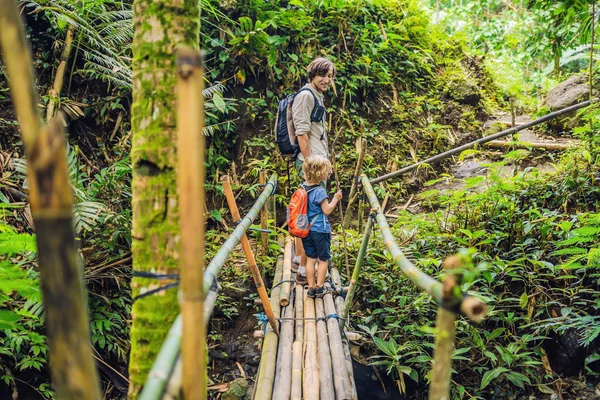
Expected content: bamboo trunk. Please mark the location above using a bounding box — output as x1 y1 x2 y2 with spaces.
254 255 285 399
323 290 352 400
291 341 303 400
273 303 294 400
343 138 367 229
295 285 304 344
291 285 304 400
280 237 294 306
0 4 101 399
429 257 461 400
484 140 574 151
221 175 279 334
315 298 335 399
46 24 75 121
176 47 207 400
260 170 269 255
303 296 319 400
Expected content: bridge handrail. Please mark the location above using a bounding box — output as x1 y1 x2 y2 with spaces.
370 99 596 184
361 175 486 321
139 174 278 400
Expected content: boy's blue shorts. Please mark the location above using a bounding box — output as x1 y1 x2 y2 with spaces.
302 231 331 261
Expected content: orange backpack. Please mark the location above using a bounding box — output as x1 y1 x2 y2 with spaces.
287 186 319 238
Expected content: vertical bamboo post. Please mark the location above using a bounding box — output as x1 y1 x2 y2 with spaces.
260 170 269 255
0 3 101 399
303 296 319 400
340 215 374 330
331 147 351 277
343 138 366 229
315 298 335 399
429 256 462 400
510 96 517 141
279 237 294 306
176 47 206 400
221 175 279 334
254 255 285 399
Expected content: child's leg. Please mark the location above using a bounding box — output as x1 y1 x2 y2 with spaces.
295 237 307 276
316 259 328 287
306 257 317 288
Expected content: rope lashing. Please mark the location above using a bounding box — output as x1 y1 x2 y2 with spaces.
132 270 179 280
256 312 270 334
440 294 467 315
132 282 179 303
254 312 341 328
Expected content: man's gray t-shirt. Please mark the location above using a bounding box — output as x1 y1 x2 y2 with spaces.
292 84 328 161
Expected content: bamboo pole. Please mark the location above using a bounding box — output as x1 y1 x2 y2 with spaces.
361 176 486 322
273 303 294 400
331 145 351 277
429 256 462 400
142 179 277 399
176 47 206 400
280 237 294 306
221 175 279 334
291 285 304 399
343 138 367 229
484 140 574 151
303 296 319 400
260 170 269 255
254 255 284 399
323 291 352 400
340 216 373 330
0 4 101 399
46 25 75 121
316 298 335 399
295 285 305 344
141 282 219 399
291 341 303 400
330 270 357 400
370 99 597 184
203 174 277 294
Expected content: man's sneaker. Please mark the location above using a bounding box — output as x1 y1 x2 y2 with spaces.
295 273 308 285
306 288 316 298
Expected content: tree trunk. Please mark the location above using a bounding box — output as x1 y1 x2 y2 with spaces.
128 0 199 397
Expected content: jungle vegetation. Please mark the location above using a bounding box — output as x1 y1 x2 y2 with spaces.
0 0 599 399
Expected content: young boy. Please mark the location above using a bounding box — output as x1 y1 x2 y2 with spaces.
301 155 342 298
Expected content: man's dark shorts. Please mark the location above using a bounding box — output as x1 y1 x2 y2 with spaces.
301 231 331 261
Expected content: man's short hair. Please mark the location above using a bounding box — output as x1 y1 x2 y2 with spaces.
307 58 336 82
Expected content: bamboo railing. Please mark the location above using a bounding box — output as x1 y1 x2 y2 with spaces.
139 175 277 399
360 175 486 321
370 99 596 184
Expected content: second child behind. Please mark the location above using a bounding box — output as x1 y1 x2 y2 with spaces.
301 155 342 298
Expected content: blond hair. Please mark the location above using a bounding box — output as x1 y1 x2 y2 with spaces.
302 155 331 183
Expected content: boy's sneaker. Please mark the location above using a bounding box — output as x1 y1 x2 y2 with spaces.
315 286 331 298
306 288 316 298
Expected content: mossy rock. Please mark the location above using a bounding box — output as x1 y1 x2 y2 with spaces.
222 378 249 400
441 63 483 106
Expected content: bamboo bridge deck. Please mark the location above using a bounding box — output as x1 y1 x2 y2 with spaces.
253 237 357 400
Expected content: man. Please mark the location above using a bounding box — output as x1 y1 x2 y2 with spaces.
292 57 336 283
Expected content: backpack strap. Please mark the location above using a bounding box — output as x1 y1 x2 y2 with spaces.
296 87 324 122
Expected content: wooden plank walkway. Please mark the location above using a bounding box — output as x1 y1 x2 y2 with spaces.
254 238 358 400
